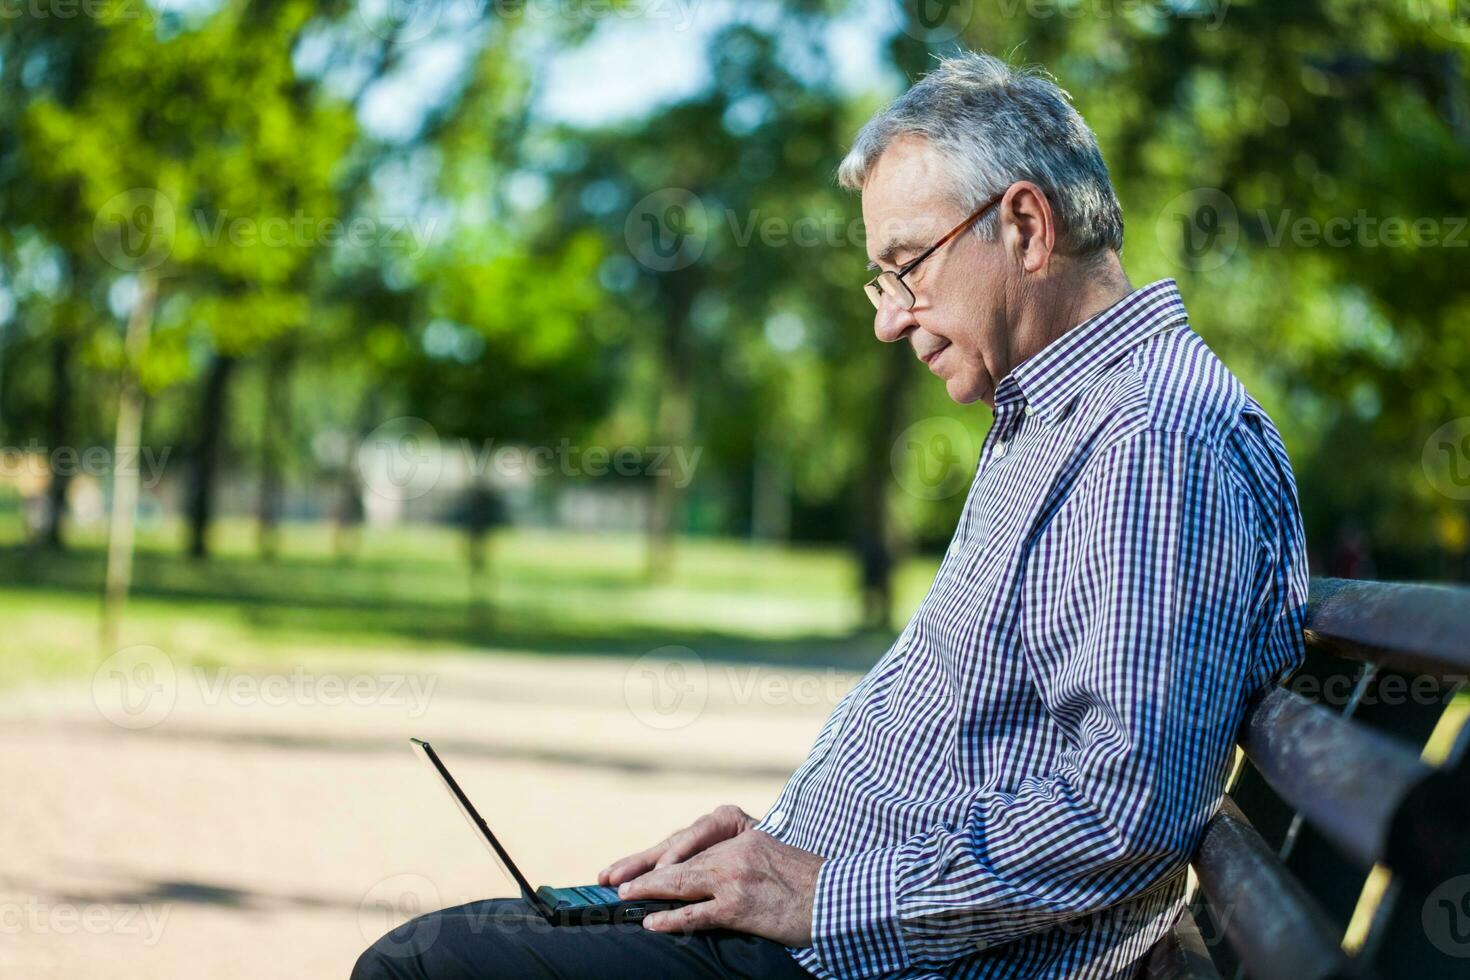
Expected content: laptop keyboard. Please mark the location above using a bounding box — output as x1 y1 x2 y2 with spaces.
555 884 620 906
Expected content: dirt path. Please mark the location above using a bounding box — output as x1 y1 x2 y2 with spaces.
0 648 853 979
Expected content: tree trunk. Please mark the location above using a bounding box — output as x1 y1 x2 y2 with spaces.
186 353 237 559
751 438 791 541
40 334 73 550
853 351 910 632
644 270 699 583
333 394 378 563
257 348 292 561
101 273 157 653
645 379 692 582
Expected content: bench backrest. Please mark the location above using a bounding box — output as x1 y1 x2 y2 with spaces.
1144 577 1470 980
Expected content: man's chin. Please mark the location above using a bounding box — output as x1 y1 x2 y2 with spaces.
944 373 991 406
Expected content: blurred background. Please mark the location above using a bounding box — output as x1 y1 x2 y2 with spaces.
1 0 1468 977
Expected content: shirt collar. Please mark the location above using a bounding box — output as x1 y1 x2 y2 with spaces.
1003 278 1189 423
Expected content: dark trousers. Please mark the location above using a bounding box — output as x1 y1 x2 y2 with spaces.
352 899 816 980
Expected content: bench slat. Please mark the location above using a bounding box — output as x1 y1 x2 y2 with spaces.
1192 797 1370 980
1240 686 1470 889
1239 687 1433 875
1306 578 1470 679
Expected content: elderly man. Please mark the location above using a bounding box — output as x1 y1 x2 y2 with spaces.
354 50 1308 980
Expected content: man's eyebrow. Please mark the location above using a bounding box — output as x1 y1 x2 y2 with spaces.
870 237 927 271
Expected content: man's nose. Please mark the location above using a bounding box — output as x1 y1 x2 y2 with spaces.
873 300 917 344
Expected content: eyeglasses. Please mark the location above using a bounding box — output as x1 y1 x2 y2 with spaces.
863 190 1006 311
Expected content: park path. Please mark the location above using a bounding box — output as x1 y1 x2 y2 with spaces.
0 648 854 979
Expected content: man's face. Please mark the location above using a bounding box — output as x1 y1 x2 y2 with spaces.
862 135 1010 405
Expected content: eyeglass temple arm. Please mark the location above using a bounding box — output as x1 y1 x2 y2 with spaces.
900 191 1006 277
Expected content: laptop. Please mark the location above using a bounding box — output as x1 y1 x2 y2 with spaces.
409 737 688 926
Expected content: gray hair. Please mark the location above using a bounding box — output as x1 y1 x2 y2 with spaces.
838 51 1124 257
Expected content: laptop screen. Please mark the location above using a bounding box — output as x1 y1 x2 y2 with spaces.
409 738 543 907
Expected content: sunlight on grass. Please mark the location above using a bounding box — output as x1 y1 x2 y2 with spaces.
0 517 940 690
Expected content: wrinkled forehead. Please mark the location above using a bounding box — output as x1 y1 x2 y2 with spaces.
860 136 964 268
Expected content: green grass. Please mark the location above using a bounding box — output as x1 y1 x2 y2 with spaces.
0 516 940 689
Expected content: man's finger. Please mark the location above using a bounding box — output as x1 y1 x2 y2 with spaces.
606 832 699 883
618 863 712 901
642 900 722 934
652 835 705 869
598 842 666 886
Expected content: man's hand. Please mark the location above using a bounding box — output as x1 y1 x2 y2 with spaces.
598 805 757 887
616 829 824 948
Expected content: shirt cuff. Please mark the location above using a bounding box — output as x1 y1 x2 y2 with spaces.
811 844 909 978
753 804 787 840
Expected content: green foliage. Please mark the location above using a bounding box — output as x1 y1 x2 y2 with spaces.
1 0 1466 581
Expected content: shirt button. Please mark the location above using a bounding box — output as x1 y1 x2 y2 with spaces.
994 441 1007 458
766 808 785 829
1024 404 1035 416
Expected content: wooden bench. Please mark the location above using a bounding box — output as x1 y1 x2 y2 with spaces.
1143 577 1470 980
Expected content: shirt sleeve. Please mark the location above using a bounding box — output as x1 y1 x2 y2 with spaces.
809 428 1292 977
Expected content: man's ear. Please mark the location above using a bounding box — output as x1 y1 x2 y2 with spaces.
1000 181 1056 274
